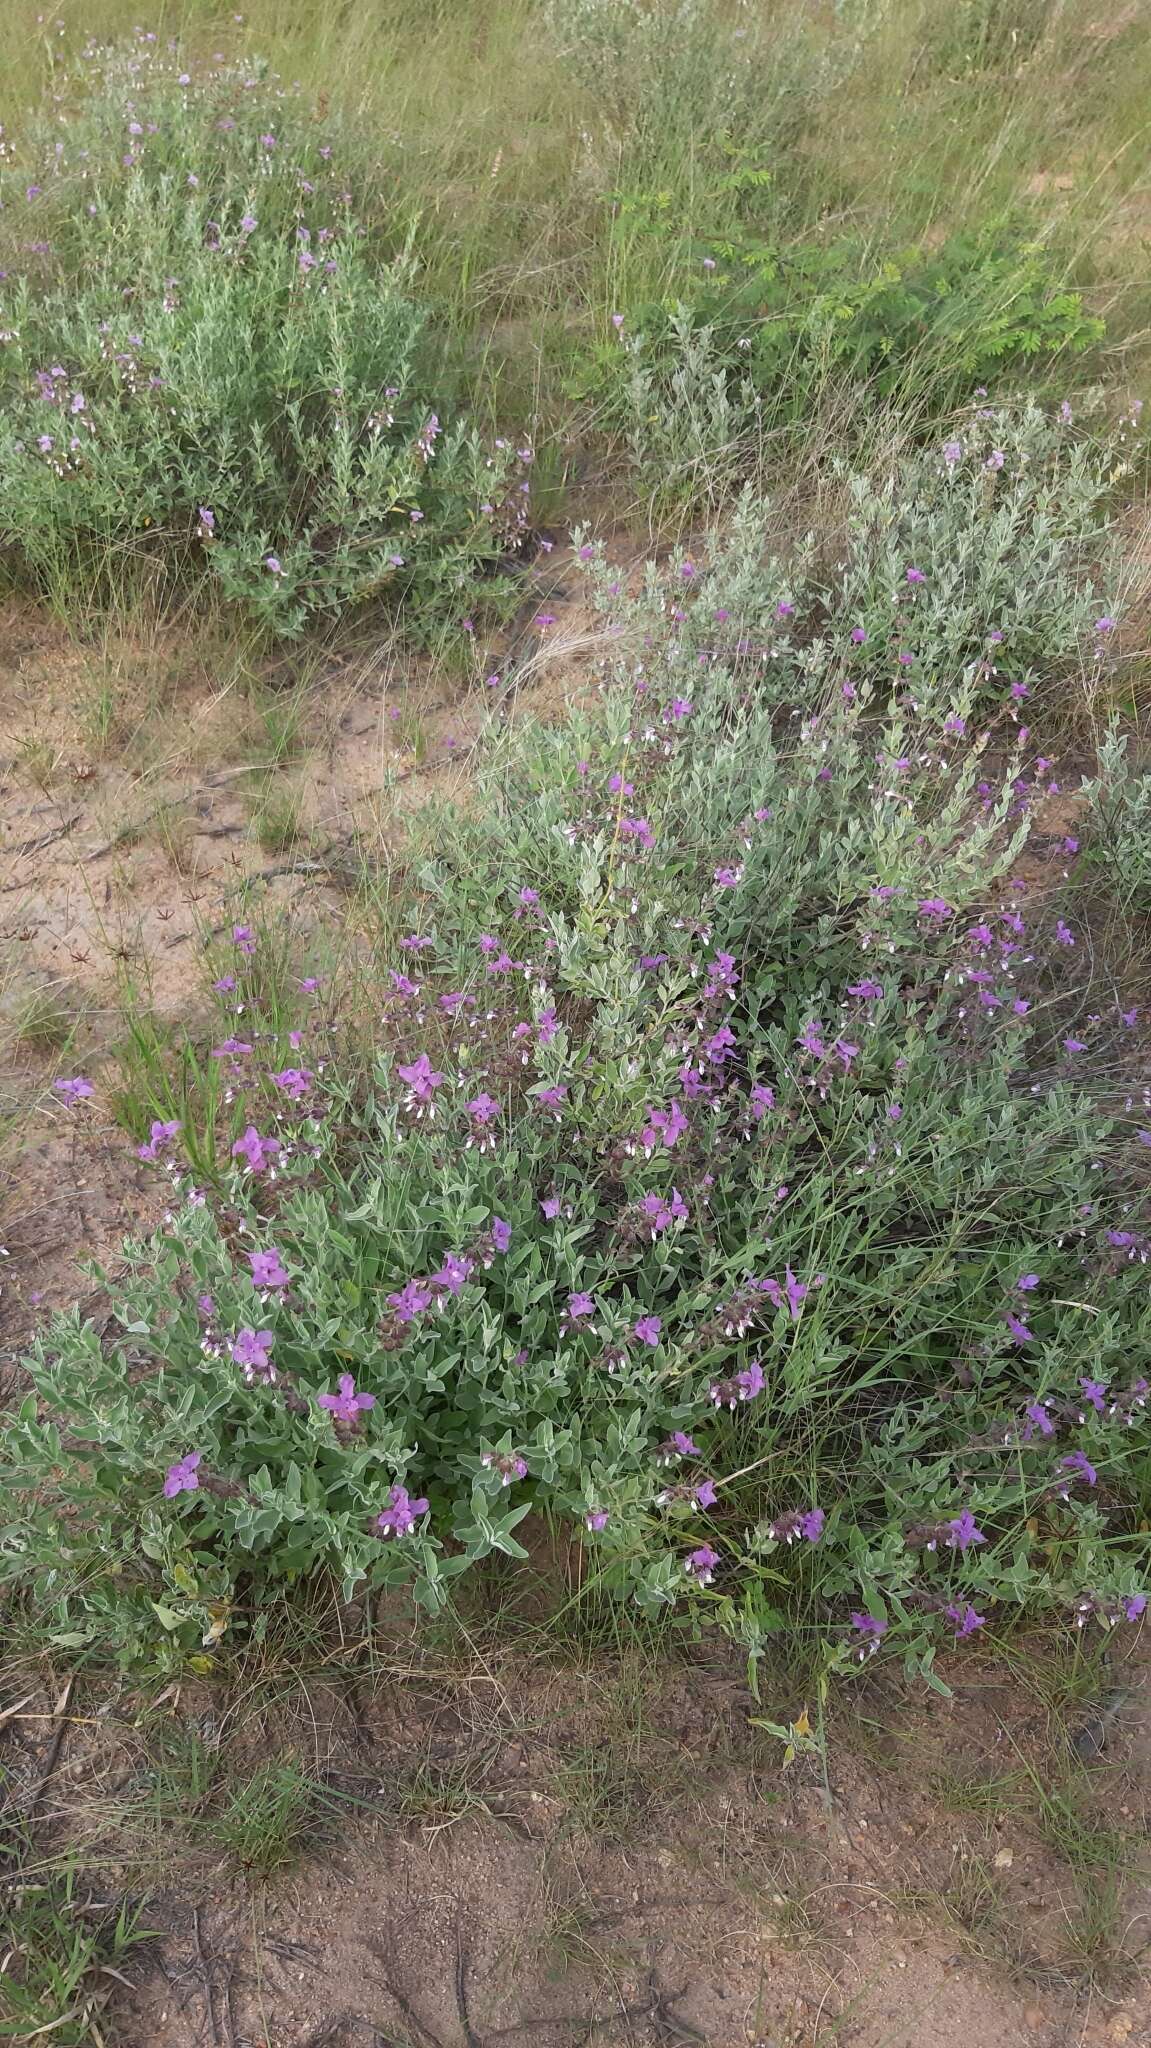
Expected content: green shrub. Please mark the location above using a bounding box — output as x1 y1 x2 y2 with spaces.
576 400 1123 713
583 234 1104 500
0 44 529 634
4 514 1147 1685
1081 720 1151 914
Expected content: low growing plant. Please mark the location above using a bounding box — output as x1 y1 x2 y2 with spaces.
1080 719 1151 914
574 397 1127 717
583 233 1105 501
0 42 531 634
4 540 1148 1687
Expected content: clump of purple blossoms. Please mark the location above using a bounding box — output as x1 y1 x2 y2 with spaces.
164 1452 201 1498
231 1126 281 1174
684 1543 719 1585
709 1359 765 1409
230 1328 275 1381
396 1051 444 1116
376 1484 428 1538
317 1374 375 1425
271 1067 313 1101
54 1076 93 1103
248 1249 289 1289
767 1508 825 1545
849 1612 888 1659
945 1509 986 1552
481 1450 528 1485
137 1118 181 1160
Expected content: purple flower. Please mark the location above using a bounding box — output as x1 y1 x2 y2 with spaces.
917 897 953 922
376 1483 428 1538
942 440 962 466
640 1187 688 1234
946 1509 986 1552
271 1067 313 1100
906 566 926 584
768 1508 825 1545
231 1126 281 1174
1055 920 1075 946
1094 616 1115 634
668 1432 700 1459
1022 1400 1055 1441
566 1290 595 1321
713 865 743 887
230 1328 275 1378
784 1267 809 1318
748 1081 775 1120
642 1100 690 1152
946 1603 986 1640
1124 1594 1147 1622
634 1314 662 1346
491 1217 512 1254
850 1612 888 1657
54 1076 93 1102
430 1251 473 1297
1017 1273 1039 1292
710 1360 766 1408
619 816 654 851
213 975 236 993
318 1373 376 1423
163 1452 201 1498
849 627 867 645
693 1478 718 1510
387 1279 433 1324
1005 1312 1034 1345
137 1118 181 1160
481 1450 528 1485
232 924 257 955
1079 1378 1107 1415
540 1195 561 1220
1059 1449 1097 1487
586 1508 610 1532
396 1051 444 1105
684 1544 719 1585
848 978 884 1000
248 1249 289 1289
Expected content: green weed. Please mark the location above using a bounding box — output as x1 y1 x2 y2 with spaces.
0 1863 153 2046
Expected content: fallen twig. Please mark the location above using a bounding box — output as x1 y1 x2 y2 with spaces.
192 1906 221 2048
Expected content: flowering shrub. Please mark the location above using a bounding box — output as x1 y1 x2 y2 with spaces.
584 237 1104 501
576 397 1125 714
0 43 529 634
4 524 1148 1683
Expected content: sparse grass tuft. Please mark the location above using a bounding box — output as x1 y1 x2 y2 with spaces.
0 1861 154 2046
204 1755 332 1878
